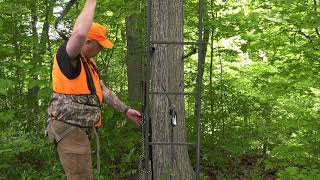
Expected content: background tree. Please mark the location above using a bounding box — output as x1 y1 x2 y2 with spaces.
125 0 145 104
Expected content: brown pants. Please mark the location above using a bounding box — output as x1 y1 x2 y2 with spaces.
47 120 93 180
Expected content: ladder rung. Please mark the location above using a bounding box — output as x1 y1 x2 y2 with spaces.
147 91 196 96
147 142 195 146
150 41 198 45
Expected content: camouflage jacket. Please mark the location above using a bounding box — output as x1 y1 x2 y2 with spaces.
48 93 101 127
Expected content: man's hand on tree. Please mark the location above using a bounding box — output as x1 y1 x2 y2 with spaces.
126 108 142 126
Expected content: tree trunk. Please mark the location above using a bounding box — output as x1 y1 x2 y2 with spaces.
126 1 144 104
126 8 144 103
28 4 41 118
150 0 194 179
27 1 55 131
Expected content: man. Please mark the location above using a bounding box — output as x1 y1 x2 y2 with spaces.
46 0 142 179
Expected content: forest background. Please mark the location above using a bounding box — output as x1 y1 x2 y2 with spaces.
0 0 319 179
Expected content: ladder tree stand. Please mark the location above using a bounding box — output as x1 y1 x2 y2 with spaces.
142 0 204 179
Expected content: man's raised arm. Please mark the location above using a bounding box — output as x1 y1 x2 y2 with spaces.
66 0 96 58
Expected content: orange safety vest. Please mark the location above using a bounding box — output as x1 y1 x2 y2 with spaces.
52 55 103 126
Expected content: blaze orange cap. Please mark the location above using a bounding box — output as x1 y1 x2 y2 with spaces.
88 22 113 48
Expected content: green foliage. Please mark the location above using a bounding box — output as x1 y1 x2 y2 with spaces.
277 167 320 180
184 0 320 178
0 132 64 179
94 107 142 178
0 78 13 96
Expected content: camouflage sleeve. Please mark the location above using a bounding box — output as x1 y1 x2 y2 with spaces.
100 80 128 114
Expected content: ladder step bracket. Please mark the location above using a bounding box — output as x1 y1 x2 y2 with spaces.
150 41 199 45
147 91 196 96
147 142 195 147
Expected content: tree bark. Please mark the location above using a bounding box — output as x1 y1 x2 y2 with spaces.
150 0 194 179
126 12 145 103
29 4 40 108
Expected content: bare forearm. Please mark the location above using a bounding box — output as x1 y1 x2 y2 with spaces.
73 0 96 34
100 81 142 126
103 90 128 114
101 81 128 114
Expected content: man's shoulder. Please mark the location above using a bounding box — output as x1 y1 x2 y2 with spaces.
56 41 81 79
57 41 68 56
